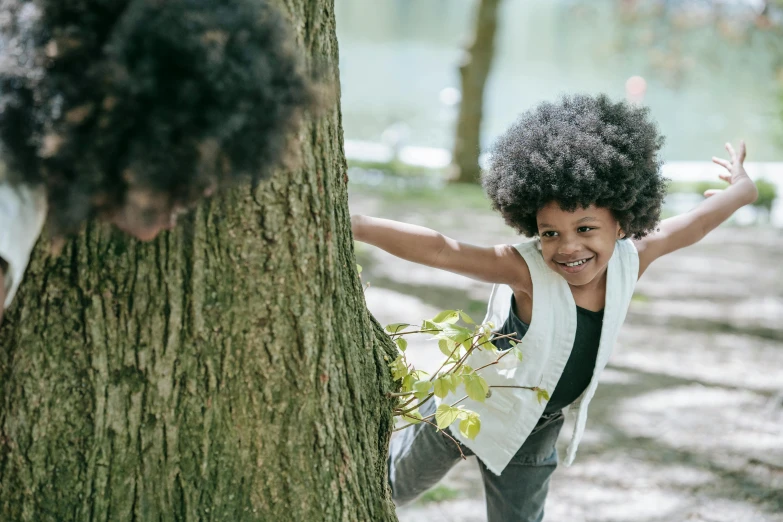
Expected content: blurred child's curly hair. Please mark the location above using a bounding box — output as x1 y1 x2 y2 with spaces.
0 0 313 236
482 94 667 239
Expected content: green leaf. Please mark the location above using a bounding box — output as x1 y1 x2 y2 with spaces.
412 369 430 380
389 356 409 381
401 409 422 425
513 347 524 362
459 310 475 324
356 264 363 274
445 374 460 394
412 380 432 400
396 338 408 352
385 323 408 334
459 414 481 440
433 377 450 399
478 334 494 351
435 404 461 429
401 374 415 392
432 310 460 324
464 374 489 403
437 323 473 341
438 339 454 357
433 324 475 353
536 389 550 404
422 319 444 334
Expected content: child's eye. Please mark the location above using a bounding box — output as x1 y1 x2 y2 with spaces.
541 231 558 238
577 226 595 233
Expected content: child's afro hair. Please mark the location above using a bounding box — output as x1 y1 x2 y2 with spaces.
0 0 313 236
482 94 667 239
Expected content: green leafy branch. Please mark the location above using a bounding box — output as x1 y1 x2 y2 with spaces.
384 309 550 450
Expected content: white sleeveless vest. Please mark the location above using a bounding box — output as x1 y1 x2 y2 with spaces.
437 238 639 475
0 183 47 308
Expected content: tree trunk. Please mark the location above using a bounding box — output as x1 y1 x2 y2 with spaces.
451 0 501 184
0 1 400 520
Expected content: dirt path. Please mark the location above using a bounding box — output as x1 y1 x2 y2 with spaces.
349 187 783 522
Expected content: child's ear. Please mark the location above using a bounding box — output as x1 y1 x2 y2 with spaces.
617 226 627 240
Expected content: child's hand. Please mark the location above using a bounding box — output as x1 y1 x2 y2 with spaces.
635 140 760 277
706 140 758 204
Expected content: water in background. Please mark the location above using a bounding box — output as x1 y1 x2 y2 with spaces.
335 0 783 162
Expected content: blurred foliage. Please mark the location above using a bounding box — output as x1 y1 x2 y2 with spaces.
417 485 462 504
631 292 650 303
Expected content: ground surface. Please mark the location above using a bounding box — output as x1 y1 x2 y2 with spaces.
349 183 783 522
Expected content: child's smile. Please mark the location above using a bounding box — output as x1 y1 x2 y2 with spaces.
555 256 595 274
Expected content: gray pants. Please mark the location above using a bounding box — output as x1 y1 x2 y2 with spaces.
388 399 564 522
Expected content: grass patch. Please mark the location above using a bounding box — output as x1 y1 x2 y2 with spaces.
350 181 491 213
347 158 445 178
380 183 490 211
417 485 461 504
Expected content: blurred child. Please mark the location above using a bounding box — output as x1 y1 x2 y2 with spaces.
0 0 313 324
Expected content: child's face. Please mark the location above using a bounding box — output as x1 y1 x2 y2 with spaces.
536 202 623 287
104 188 183 241
103 184 215 241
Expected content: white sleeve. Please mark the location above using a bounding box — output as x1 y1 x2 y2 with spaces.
0 183 47 309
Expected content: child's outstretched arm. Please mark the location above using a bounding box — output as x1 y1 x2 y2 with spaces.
635 140 759 276
351 215 530 288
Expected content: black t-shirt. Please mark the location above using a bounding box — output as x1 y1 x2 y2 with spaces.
492 296 604 415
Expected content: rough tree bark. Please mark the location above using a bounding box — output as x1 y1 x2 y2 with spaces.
0 0 399 520
451 0 501 184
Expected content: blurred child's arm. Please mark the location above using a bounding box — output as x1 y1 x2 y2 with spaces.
635 141 758 276
351 215 531 288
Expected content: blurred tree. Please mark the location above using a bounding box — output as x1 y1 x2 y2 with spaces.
0 0 399 520
451 0 502 184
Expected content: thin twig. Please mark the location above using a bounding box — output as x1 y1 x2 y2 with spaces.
489 385 541 392
396 394 418 411
473 345 518 373
391 328 441 337
387 390 415 398
429 342 463 382
395 393 434 416
451 332 521 372
394 415 467 460
393 394 469 422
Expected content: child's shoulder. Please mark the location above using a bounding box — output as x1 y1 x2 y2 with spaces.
0 182 47 232
508 238 540 257
0 182 47 214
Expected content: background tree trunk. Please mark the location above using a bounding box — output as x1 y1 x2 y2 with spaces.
0 0 399 520
451 0 502 184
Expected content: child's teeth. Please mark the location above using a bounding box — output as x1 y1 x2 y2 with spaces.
566 260 586 267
